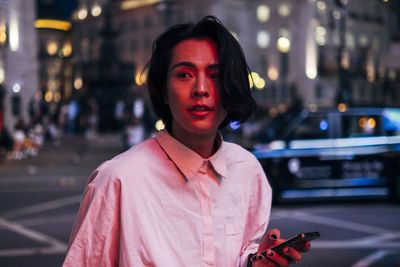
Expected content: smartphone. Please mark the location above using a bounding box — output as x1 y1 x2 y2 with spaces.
263 231 320 255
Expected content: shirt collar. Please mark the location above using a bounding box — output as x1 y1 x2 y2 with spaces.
155 130 228 180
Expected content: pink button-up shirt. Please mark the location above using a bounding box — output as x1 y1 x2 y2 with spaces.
63 130 272 267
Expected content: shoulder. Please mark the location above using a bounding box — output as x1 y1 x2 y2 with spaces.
88 137 163 187
222 141 261 168
222 140 269 188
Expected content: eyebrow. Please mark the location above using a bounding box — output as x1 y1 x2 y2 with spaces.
171 61 219 71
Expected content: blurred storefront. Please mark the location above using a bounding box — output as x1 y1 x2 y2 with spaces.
0 0 39 134
36 0 74 125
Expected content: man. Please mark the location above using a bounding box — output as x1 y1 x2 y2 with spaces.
63 16 309 266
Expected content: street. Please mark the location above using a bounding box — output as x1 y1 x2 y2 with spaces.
0 134 399 267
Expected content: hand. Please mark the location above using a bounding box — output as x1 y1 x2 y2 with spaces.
252 229 310 267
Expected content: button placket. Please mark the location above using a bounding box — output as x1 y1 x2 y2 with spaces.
198 160 215 266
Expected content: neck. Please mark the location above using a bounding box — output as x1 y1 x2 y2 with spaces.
170 128 218 158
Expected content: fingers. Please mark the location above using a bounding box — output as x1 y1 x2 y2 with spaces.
258 249 289 267
283 247 302 262
255 247 302 267
258 228 281 252
297 241 311 252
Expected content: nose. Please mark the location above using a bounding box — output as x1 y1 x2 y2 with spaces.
192 75 210 98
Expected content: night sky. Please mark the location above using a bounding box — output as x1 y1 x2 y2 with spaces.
37 0 78 19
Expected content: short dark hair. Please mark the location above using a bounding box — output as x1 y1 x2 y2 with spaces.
146 16 256 129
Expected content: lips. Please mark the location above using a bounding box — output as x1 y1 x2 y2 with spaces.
188 105 213 117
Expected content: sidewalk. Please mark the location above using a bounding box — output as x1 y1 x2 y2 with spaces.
0 134 123 191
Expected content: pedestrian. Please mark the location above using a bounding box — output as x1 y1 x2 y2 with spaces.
10 118 26 160
63 16 311 266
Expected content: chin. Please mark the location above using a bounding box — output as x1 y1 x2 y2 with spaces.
185 123 219 135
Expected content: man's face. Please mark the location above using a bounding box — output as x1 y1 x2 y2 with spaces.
166 39 227 138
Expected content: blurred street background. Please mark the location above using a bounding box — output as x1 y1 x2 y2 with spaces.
0 134 399 266
0 0 400 266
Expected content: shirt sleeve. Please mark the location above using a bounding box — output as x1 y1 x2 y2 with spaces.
239 162 272 267
63 178 121 267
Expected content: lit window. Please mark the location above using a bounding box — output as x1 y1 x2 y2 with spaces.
279 28 290 38
268 66 279 80
0 67 4 84
257 30 270 49
278 3 291 17
54 91 62 102
47 41 58 55
277 28 291 53
346 32 355 50
332 10 341 20
78 8 88 20
316 1 327 11
257 5 270 22
388 70 396 81
74 77 83 90
306 31 317 80
45 91 53 102
341 50 350 69
366 56 375 82
0 23 6 46
91 5 102 17
277 37 290 53
359 33 368 47
315 26 327 46
9 14 19 51
62 43 72 57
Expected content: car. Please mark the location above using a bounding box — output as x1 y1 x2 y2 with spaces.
251 107 400 202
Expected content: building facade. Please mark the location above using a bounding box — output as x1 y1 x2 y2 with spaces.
0 0 39 133
72 0 400 122
36 0 74 122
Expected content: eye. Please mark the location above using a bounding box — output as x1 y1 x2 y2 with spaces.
210 72 219 79
176 72 192 79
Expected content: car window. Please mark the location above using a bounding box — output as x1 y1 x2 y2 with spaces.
288 115 329 140
341 115 382 137
383 109 400 136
